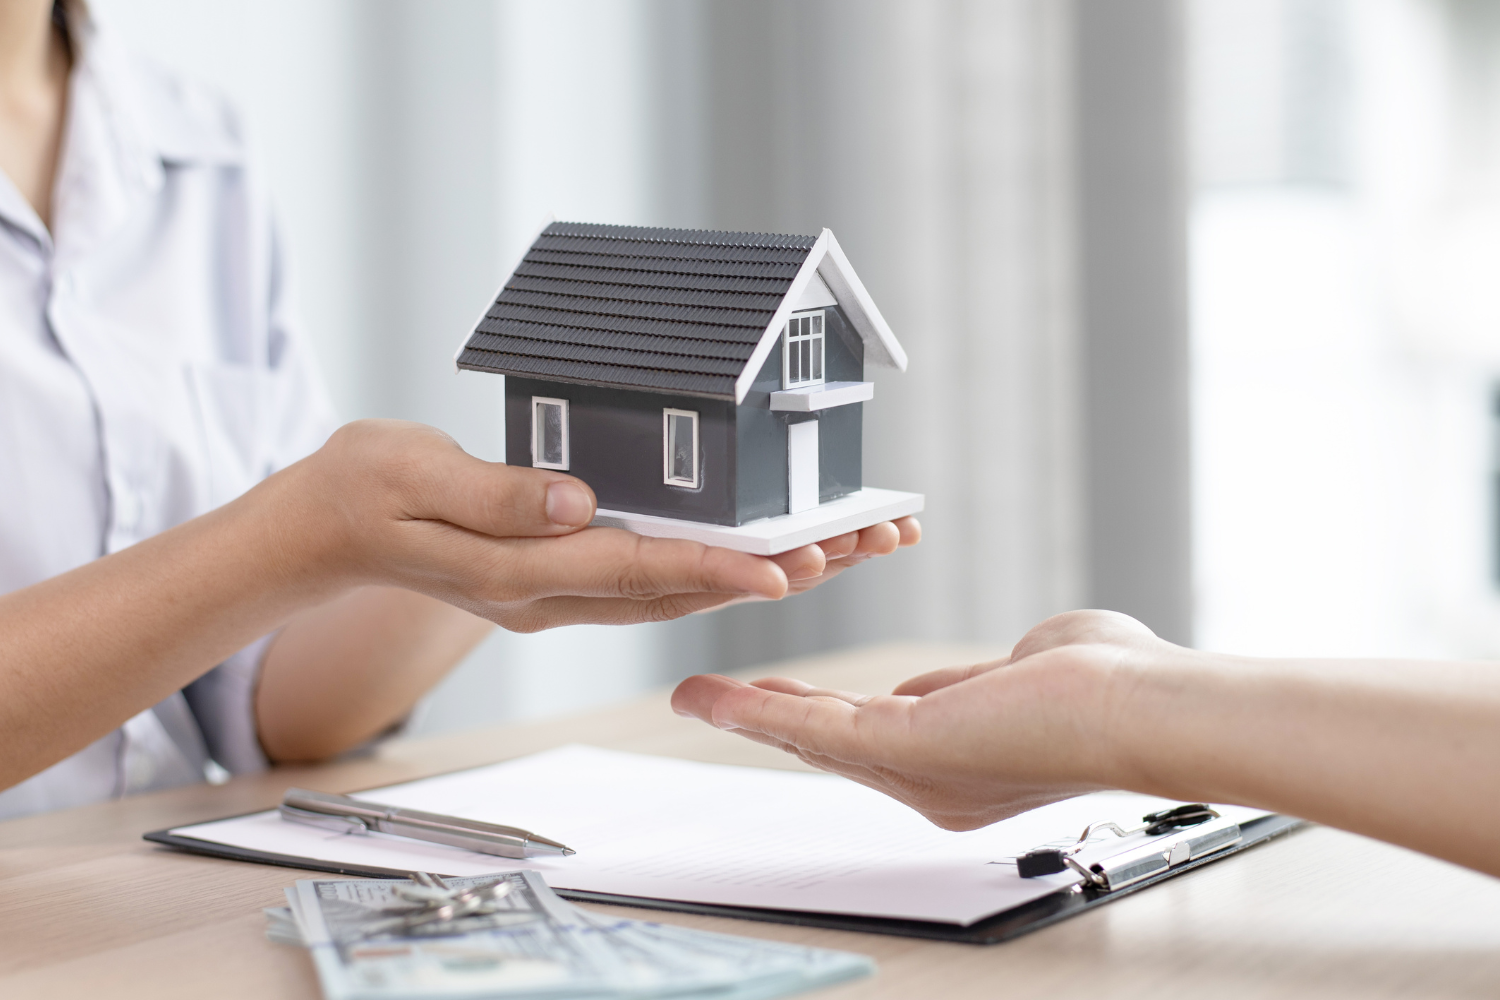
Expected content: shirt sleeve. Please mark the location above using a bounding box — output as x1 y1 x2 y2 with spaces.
183 216 341 774
181 634 275 774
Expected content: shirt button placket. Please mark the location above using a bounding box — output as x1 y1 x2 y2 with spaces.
112 480 143 540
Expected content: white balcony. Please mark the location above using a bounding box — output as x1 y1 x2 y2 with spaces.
767 381 874 412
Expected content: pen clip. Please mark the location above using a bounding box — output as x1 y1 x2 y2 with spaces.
279 802 372 836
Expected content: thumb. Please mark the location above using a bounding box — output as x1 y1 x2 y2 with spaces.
407 434 598 538
892 659 1006 697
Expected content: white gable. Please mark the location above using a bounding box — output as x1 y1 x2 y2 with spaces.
733 229 907 404
793 271 838 311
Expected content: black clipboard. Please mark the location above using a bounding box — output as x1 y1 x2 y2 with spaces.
145 812 1302 945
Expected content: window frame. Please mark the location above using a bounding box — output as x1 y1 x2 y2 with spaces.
662 407 701 488
781 309 826 390
531 396 570 470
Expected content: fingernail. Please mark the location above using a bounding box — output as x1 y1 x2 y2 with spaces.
546 482 593 526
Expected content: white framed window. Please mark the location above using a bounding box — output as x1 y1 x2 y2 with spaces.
663 408 700 488
531 396 569 470
782 310 825 389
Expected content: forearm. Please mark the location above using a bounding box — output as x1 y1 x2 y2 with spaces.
1117 652 1500 874
0 464 343 789
256 587 493 762
0 418 805 793
675 610 1500 877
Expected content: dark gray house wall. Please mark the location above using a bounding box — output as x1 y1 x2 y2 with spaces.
732 304 865 522
733 349 786 523
506 304 866 527
823 304 864 384
505 376 738 524
819 306 863 501
818 402 861 501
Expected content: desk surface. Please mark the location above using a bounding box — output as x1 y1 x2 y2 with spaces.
3 641 1499 999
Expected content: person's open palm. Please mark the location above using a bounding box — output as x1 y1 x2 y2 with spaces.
300 420 920 631
671 610 1171 829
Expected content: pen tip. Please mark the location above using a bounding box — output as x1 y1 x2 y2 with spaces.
525 833 576 856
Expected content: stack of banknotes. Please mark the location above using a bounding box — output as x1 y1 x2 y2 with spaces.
265 869 874 1000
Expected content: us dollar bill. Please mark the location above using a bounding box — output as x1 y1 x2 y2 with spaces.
280 870 873 1000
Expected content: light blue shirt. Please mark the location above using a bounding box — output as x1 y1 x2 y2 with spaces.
0 19 338 819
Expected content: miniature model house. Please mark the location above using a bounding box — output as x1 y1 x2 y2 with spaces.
454 221 922 554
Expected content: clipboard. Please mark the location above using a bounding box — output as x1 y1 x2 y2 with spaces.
147 803 1301 946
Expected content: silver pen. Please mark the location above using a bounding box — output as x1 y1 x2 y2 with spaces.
279 788 575 859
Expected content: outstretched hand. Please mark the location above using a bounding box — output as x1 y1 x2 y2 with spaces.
671 610 1172 830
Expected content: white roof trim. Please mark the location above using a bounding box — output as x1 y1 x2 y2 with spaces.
733 229 830 403
732 228 906 404
453 213 556 370
818 230 906 372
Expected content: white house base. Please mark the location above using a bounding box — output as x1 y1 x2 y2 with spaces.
590 487 924 556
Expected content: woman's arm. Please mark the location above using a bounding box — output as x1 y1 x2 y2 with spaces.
0 419 796 791
670 610 1500 876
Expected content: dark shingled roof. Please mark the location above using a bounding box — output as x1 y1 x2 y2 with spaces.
456 222 818 398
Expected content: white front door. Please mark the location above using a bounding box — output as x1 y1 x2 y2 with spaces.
787 419 819 514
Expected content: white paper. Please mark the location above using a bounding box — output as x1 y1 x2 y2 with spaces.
172 745 1268 926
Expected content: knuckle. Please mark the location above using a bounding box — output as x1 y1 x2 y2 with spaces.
485 465 548 521
447 545 530 606
630 600 677 624
638 593 704 623
610 537 675 600
615 568 663 601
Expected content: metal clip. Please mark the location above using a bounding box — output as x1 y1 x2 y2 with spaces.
1015 803 1242 891
1065 814 1242 891
278 803 371 835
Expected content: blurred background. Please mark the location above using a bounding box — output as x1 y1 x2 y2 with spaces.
86 0 1500 734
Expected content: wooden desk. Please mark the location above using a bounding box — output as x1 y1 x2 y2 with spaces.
3 641 1499 999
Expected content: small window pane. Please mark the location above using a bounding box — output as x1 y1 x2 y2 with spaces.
664 409 699 487
670 414 694 482
539 403 563 465
783 311 826 389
